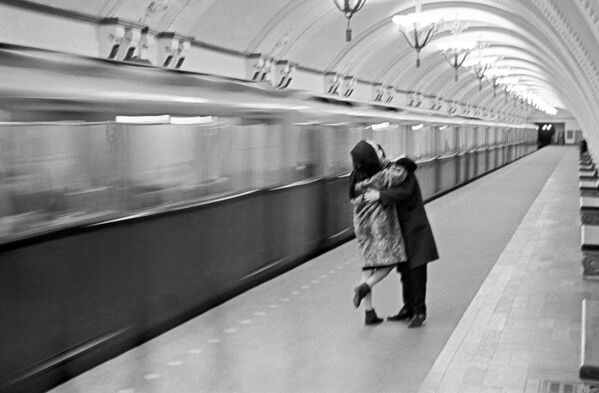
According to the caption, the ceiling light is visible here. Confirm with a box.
[170,116,214,124]
[392,0,442,67]
[372,122,390,131]
[438,20,475,81]
[115,115,170,124]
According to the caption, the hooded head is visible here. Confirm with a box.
[372,142,390,167]
[350,140,382,178]
[349,140,382,198]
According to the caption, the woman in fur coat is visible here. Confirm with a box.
[349,140,408,325]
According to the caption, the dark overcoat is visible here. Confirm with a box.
[379,157,439,270]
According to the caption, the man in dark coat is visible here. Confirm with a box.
[364,154,438,328]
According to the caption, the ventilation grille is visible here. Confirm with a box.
[539,380,599,393]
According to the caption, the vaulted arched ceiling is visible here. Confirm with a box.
[4,0,599,146]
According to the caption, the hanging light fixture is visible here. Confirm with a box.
[463,42,501,90]
[471,56,500,89]
[503,80,557,115]
[139,0,169,25]
[438,20,475,81]
[392,0,442,67]
[491,76,499,96]
[496,76,519,103]
[333,0,367,42]
[486,67,512,97]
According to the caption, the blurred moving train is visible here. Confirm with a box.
[0,44,537,393]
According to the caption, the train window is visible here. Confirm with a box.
[227,118,291,189]
[458,127,471,153]
[290,124,320,180]
[0,122,116,240]
[371,122,404,159]
[438,126,457,156]
[408,124,436,160]
[479,127,487,148]
[320,123,358,176]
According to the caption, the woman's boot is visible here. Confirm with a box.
[365,309,383,325]
[353,283,371,308]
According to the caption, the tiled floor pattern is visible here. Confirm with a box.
[418,148,599,393]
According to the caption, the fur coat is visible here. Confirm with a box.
[352,165,408,269]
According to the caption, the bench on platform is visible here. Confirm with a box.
[580,169,598,179]
[580,179,599,188]
[580,197,599,225]
[580,180,599,197]
[581,164,595,171]
[580,299,599,383]
[580,225,599,279]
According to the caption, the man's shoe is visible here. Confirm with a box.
[387,306,413,322]
[365,309,383,325]
[407,313,426,328]
[352,283,371,308]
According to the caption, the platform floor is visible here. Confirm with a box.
[49,145,598,393]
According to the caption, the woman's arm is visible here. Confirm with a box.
[362,165,408,202]
[378,174,415,205]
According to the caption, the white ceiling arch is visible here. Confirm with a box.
[2,0,599,141]
[307,0,588,120]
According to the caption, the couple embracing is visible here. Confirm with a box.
[349,140,439,327]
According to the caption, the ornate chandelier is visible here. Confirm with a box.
[333,0,367,42]
[490,76,499,96]
[438,20,474,81]
[139,0,169,25]
[496,76,520,103]
[463,42,501,90]
[392,0,441,67]
[486,67,513,96]
[472,58,497,89]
